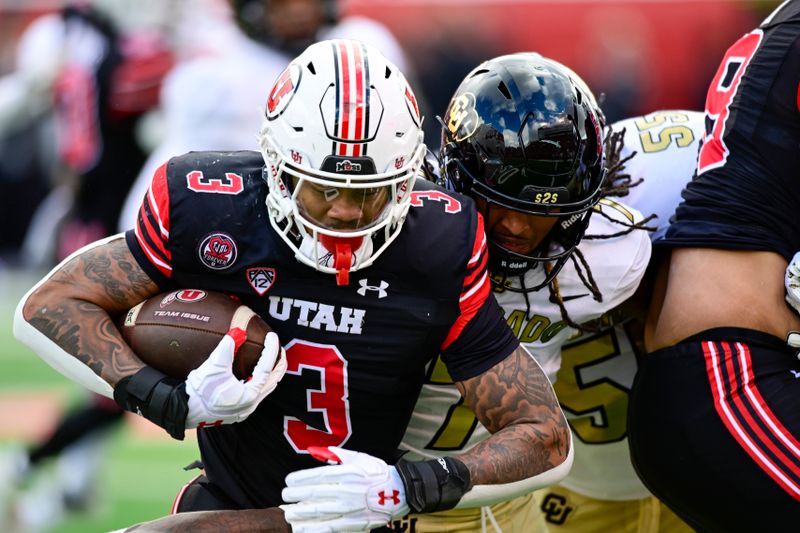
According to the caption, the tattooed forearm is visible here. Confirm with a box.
[456,345,570,485]
[23,237,159,385]
[124,509,290,533]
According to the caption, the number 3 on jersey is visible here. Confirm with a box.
[697,30,763,174]
[282,340,353,453]
[409,190,462,213]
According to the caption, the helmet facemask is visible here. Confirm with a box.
[439,53,606,293]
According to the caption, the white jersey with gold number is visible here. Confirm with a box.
[557,110,705,501]
[401,198,652,465]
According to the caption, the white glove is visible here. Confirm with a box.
[786,252,800,316]
[184,327,287,428]
[281,446,410,533]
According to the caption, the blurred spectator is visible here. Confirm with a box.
[119,0,412,231]
[0,1,177,529]
[0,1,176,268]
[344,0,765,127]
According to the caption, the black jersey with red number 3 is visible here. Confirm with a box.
[662,1,800,259]
[125,150,517,507]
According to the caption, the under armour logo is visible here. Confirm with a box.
[378,489,400,505]
[357,279,389,298]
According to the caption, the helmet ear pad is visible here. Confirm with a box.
[438,53,605,291]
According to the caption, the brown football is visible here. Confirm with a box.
[116,289,271,380]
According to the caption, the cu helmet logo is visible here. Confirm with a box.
[446,92,479,142]
[266,64,302,119]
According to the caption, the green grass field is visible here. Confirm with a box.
[0,269,199,533]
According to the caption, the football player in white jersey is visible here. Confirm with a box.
[397,53,658,532]
[533,110,703,533]
[118,0,410,231]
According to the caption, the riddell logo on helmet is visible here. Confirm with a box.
[560,213,583,229]
[335,160,362,172]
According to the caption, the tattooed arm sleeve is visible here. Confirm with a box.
[13,235,161,396]
[453,344,573,507]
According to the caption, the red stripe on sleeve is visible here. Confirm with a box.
[468,213,486,268]
[150,162,171,235]
[135,162,172,277]
[140,198,169,259]
[440,213,492,350]
[463,249,488,289]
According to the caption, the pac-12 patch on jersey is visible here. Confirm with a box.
[247,267,276,295]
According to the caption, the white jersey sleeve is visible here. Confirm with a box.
[557,110,705,500]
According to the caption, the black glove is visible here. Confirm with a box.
[113,366,189,440]
[395,456,472,513]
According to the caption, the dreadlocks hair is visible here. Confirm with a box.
[585,126,659,238]
[600,126,641,197]
[545,126,658,333]
[545,252,602,331]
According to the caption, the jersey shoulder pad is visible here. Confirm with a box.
[162,150,265,225]
[594,197,646,226]
[166,150,264,180]
[398,180,482,281]
[574,200,652,311]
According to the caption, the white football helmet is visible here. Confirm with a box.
[259,38,425,284]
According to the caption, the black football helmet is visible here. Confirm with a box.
[439,53,605,292]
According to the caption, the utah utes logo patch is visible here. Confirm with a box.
[266,63,302,120]
[247,267,276,296]
[198,233,238,270]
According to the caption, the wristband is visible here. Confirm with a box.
[113,366,189,440]
[395,456,472,513]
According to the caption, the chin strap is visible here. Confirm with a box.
[319,234,363,286]
[332,241,353,285]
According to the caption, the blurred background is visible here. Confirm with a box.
[0,0,784,531]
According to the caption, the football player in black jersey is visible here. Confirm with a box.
[630,1,800,530]
[14,39,571,531]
